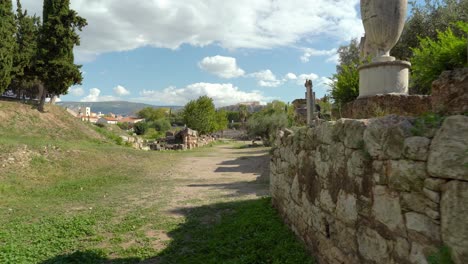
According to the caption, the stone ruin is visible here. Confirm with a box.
[270,115,468,264]
[148,127,217,151]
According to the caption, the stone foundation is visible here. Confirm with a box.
[270,115,468,264]
[341,94,431,119]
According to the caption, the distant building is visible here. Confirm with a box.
[79,116,99,123]
[97,117,119,125]
[119,117,144,124]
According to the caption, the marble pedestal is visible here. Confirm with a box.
[358,60,411,98]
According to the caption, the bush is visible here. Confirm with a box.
[117,122,132,130]
[247,111,288,146]
[151,119,171,132]
[330,63,360,106]
[134,122,148,135]
[411,22,468,94]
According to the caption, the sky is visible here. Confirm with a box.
[17,0,369,107]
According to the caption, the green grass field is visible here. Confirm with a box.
[0,101,314,263]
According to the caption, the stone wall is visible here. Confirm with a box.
[270,115,468,264]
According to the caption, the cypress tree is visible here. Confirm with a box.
[37,0,87,111]
[11,0,41,98]
[0,0,16,94]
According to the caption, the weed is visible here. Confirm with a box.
[428,246,454,264]
[411,112,445,136]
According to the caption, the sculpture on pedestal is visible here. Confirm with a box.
[359,0,411,98]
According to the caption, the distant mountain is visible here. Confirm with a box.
[57,101,183,116]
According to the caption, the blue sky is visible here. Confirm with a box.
[18,0,416,107]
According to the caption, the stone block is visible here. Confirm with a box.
[401,192,427,214]
[316,121,336,145]
[357,227,390,263]
[339,119,369,149]
[427,115,468,181]
[403,136,431,161]
[347,150,369,179]
[405,212,441,242]
[372,186,405,233]
[441,180,468,264]
[341,94,431,119]
[423,188,440,204]
[335,190,357,225]
[290,174,302,205]
[394,237,410,260]
[372,160,387,185]
[431,68,468,115]
[319,189,336,213]
[409,243,429,264]
[424,178,447,192]
[425,207,440,221]
[334,220,358,254]
[314,145,332,180]
[387,160,427,192]
[364,115,413,160]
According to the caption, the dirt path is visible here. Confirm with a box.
[167,142,270,214]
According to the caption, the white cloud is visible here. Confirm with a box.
[285,73,297,80]
[296,73,320,86]
[69,87,85,97]
[81,88,119,102]
[137,83,268,107]
[249,69,283,87]
[199,55,245,78]
[113,85,130,96]
[300,48,338,63]
[16,1,363,62]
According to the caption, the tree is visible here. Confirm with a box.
[214,110,228,132]
[238,104,248,129]
[247,101,289,146]
[10,0,41,98]
[411,22,468,94]
[393,0,468,61]
[134,122,148,135]
[0,0,16,94]
[37,0,87,111]
[137,107,168,122]
[329,39,362,107]
[392,0,468,94]
[152,118,171,132]
[182,96,217,134]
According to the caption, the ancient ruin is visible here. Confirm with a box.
[271,115,468,264]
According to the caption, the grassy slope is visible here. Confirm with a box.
[0,101,313,263]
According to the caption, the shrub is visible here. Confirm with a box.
[133,122,148,135]
[152,119,171,132]
[247,112,288,146]
[330,63,360,106]
[411,22,468,94]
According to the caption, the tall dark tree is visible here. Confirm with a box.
[11,0,41,98]
[37,0,87,111]
[0,0,16,94]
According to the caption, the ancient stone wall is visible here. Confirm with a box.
[270,115,468,264]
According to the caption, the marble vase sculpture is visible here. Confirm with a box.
[358,0,411,98]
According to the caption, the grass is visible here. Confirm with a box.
[428,246,454,264]
[0,101,314,263]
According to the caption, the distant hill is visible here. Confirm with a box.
[57,101,183,116]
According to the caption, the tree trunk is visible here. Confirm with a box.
[50,94,58,105]
[37,83,47,112]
